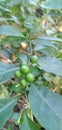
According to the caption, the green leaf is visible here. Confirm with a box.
[42,0,62,9]
[33,39,56,51]
[24,17,33,29]
[0,25,24,37]
[0,62,19,83]
[29,85,62,130]
[37,36,62,42]
[8,0,21,6]
[0,6,11,13]
[0,16,20,24]
[0,17,10,22]
[0,97,18,128]
[38,56,62,76]
[18,53,28,64]
[41,46,56,56]
[21,115,40,130]
[30,66,40,76]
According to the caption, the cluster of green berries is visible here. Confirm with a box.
[15,55,38,88]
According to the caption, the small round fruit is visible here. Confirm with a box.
[25,73,35,82]
[30,55,38,64]
[20,79,27,88]
[20,65,29,75]
[15,71,21,78]
[20,42,27,49]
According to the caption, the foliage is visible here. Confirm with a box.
[42,0,62,9]
[0,97,18,128]
[29,85,62,130]
[0,0,62,130]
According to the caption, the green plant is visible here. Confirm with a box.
[0,0,62,130]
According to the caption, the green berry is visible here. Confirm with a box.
[30,55,38,64]
[20,79,27,88]
[15,71,21,78]
[25,73,35,82]
[20,65,29,75]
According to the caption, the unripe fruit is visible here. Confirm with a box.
[30,55,38,64]
[20,79,27,88]
[15,71,21,78]
[25,73,35,82]
[20,65,29,75]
